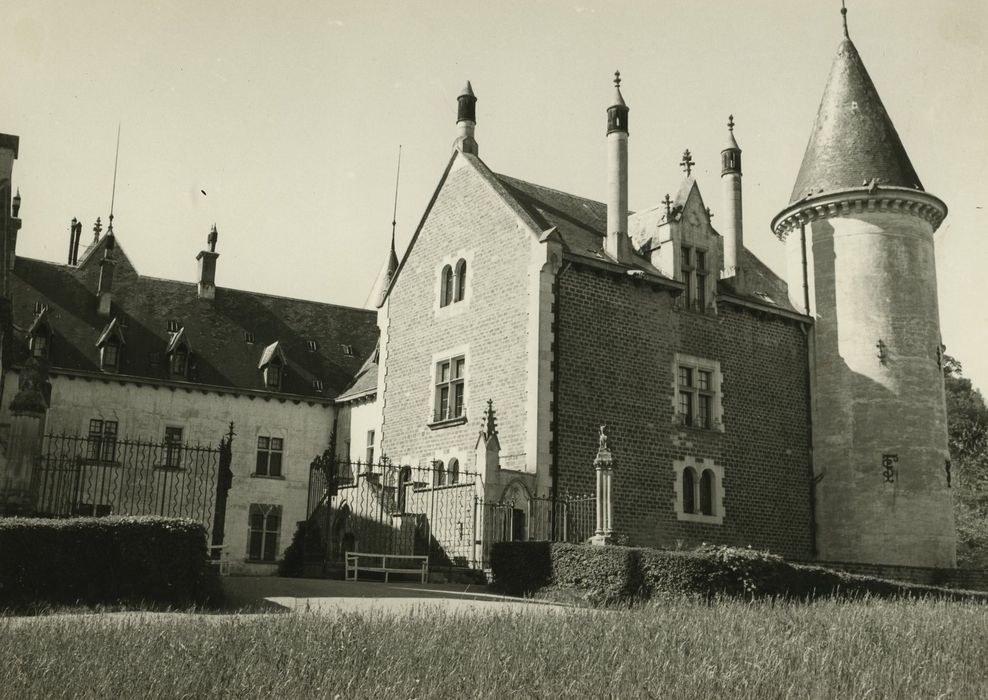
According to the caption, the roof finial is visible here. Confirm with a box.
[613,70,621,88]
[841,0,849,39]
[208,223,218,252]
[107,123,121,236]
[680,149,695,177]
[728,114,735,133]
[483,398,498,439]
[390,144,402,253]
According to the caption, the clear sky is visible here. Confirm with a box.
[2,1,986,390]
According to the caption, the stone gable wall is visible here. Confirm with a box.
[553,263,815,559]
[381,161,534,473]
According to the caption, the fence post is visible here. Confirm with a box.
[210,423,235,559]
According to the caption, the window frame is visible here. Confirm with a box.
[673,458,725,524]
[162,426,184,469]
[86,418,119,463]
[255,435,284,478]
[247,503,282,562]
[432,355,466,424]
[679,244,712,312]
[365,430,375,466]
[674,354,723,432]
[435,252,473,316]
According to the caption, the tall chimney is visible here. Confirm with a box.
[97,233,115,316]
[721,115,743,288]
[0,134,20,297]
[606,72,631,263]
[196,224,219,300]
[68,218,83,265]
[453,81,478,156]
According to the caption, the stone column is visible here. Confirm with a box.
[591,425,615,546]
[0,358,49,515]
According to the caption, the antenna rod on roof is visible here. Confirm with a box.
[108,122,121,234]
[841,0,849,39]
[391,144,402,249]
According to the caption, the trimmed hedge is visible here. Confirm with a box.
[0,516,221,609]
[491,542,987,603]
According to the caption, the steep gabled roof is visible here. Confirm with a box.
[790,38,922,204]
[9,252,378,400]
[336,342,379,403]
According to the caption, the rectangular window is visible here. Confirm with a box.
[434,355,466,422]
[247,504,281,562]
[87,419,118,462]
[676,360,719,430]
[696,251,707,310]
[306,339,318,352]
[255,436,284,477]
[365,430,375,465]
[681,246,693,307]
[164,426,183,468]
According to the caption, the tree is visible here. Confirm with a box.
[944,355,988,568]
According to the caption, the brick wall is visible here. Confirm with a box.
[554,263,815,559]
[810,560,988,592]
[381,160,534,475]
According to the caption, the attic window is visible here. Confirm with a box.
[33,301,44,313]
[265,359,283,389]
[96,318,126,372]
[165,327,191,380]
[245,332,255,344]
[312,379,324,392]
[306,340,318,352]
[341,344,354,357]
[30,334,48,359]
[167,320,180,333]
[102,339,120,370]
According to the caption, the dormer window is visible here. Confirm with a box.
[306,340,317,352]
[102,339,120,369]
[265,359,282,389]
[165,327,192,380]
[28,307,52,360]
[96,318,126,372]
[680,245,711,312]
[258,341,287,392]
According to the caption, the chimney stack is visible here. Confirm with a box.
[97,233,115,316]
[453,81,478,156]
[196,224,219,300]
[721,115,744,289]
[0,134,20,296]
[68,218,83,265]
[606,72,632,263]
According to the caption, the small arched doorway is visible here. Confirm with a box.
[502,481,530,542]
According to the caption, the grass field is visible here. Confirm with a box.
[2,597,987,699]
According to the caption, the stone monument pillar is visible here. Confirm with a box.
[0,358,50,515]
[591,425,615,546]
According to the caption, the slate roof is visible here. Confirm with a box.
[790,38,922,204]
[336,342,379,403]
[10,238,378,401]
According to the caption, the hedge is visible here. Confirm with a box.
[0,516,221,609]
[491,541,987,603]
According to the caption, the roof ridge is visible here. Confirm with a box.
[495,173,604,207]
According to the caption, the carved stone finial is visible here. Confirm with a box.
[93,216,102,242]
[663,193,673,216]
[613,70,621,88]
[727,114,735,132]
[680,149,695,177]
[208,224,218,253]
[598,424,608,450]
[483,398,498,439]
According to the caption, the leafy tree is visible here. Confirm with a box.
[944,355,988,567]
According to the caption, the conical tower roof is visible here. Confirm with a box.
[789,38,922,205]
[367,234,399,309]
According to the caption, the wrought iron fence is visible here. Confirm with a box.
[37,433,223,532]
[306,457,596,570]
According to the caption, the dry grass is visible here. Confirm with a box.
[2,597,987,699]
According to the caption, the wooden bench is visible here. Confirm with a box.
[345,551,429,584]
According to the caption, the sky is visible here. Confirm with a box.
[1,1,986,390]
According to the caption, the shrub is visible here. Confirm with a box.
[490,541,552,595]
[492,542,987,604]
[549,543,642,604]
[0,516,219,609]
[279,520,323,578]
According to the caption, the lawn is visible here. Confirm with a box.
[2,597,987,699]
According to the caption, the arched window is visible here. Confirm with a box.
[699,469,714,516]
[448,458,460,485]
[440,265,454,307]
[433,459,445,486]
[682,467,696,514]
[454,259,467,302]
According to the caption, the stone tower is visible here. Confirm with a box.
[772,19,954,567]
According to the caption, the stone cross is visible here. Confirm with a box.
[663,194,673,216]
[680,149,695,177]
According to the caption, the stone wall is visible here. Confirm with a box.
[0,369,334,575]
[380,157,534,473]
[553,263,815,559]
